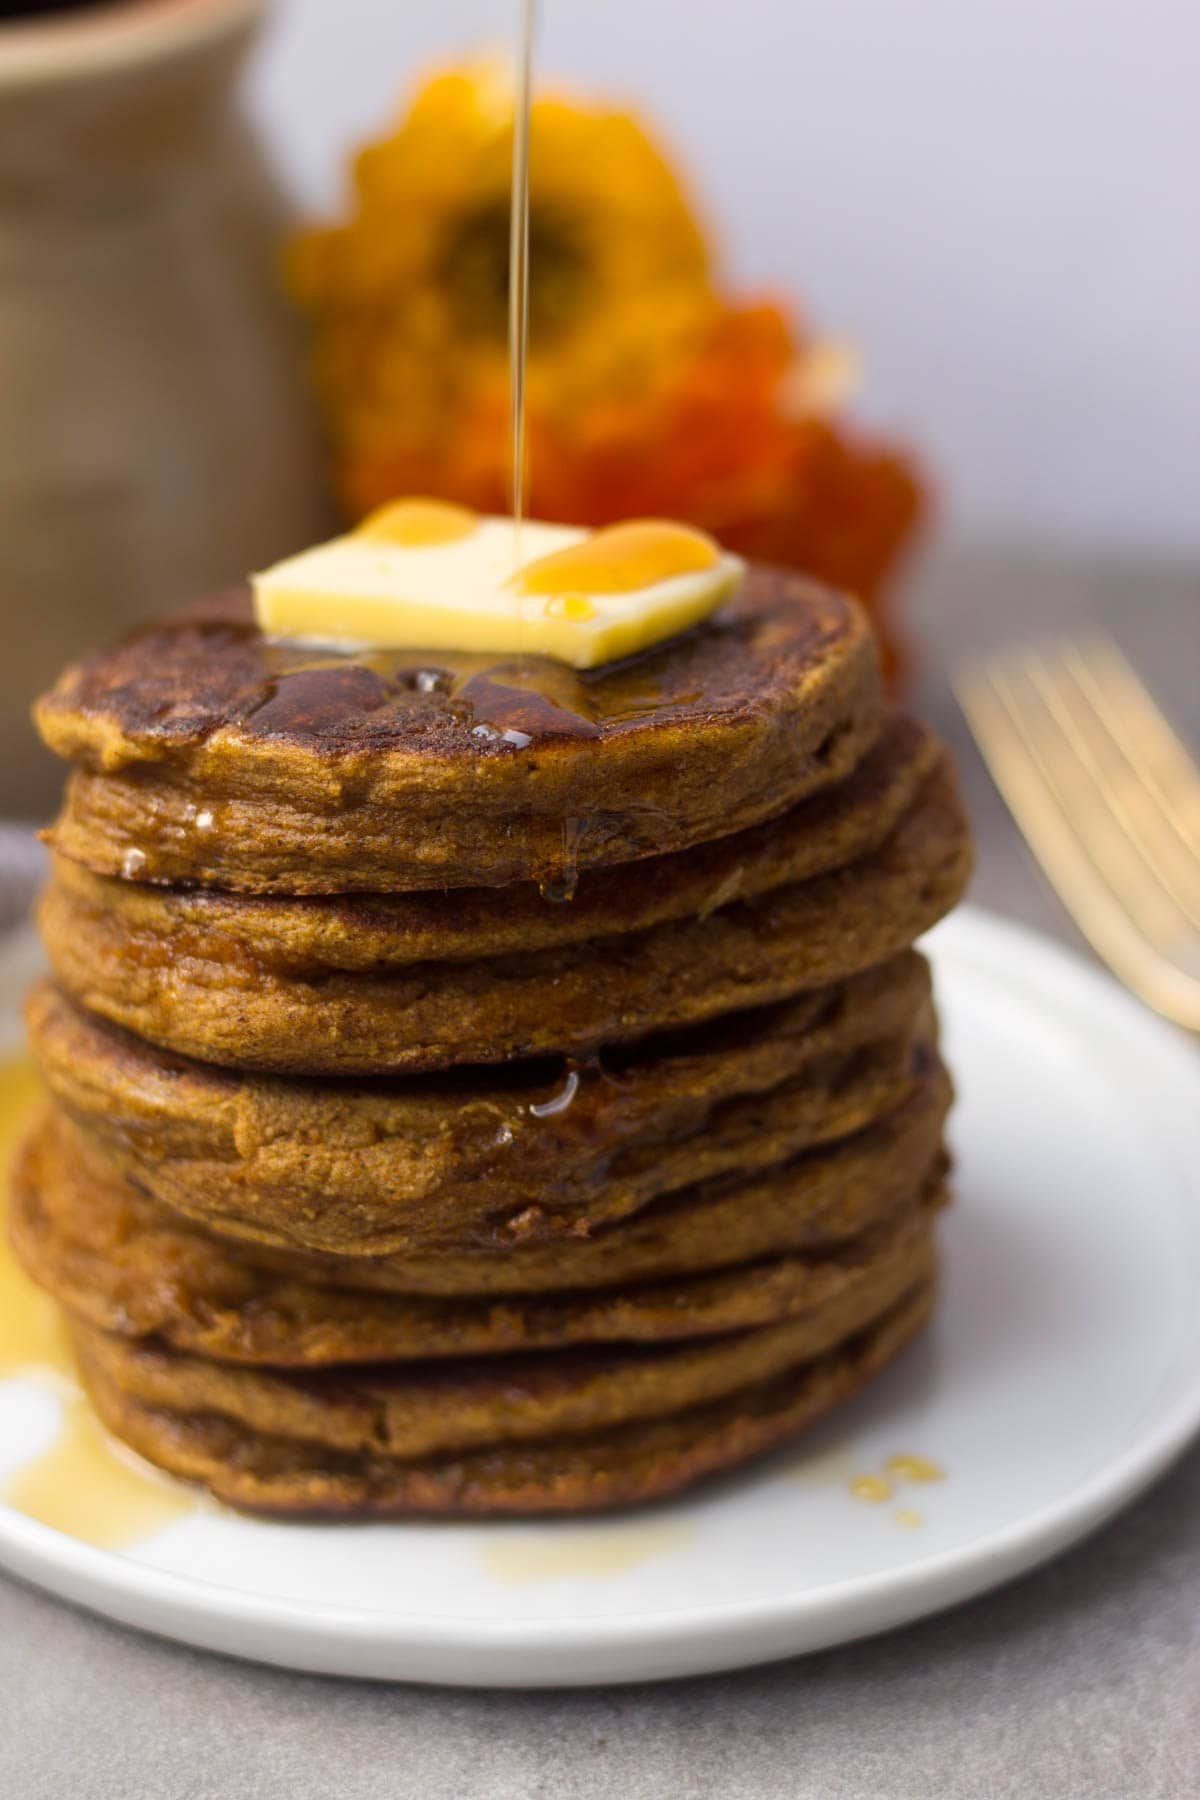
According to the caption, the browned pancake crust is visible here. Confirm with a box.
[68,1237,936,1458]
[11,1078,950,1356]
[28,956,933,1254]
[38,573,883,894]
[40,763,970,1075]
[72,1280,934,1515]
[14,1107,945,1364]
[46,715,937,966]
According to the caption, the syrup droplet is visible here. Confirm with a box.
[529,1067,581,1119]
[697,863,746,921]
[894,1506,923,1529]
[470,721,535,751]
[884,1453,945,1485]
[545,595,596,621]
[538,815,585,904]
[502,1204,545,1240]
[849,1473,893,1504]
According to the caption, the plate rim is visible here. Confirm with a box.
[3,903,1199,1685]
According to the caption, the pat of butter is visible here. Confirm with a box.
[252,504,742,670]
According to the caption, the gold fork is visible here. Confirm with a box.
[955,633,1200,1030]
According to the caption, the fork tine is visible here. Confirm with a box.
[956,660,1200,1029]
[1022,646,1200,933]
[986,655,1197,962]
[1065,633,1200,856]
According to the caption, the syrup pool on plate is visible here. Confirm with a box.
[0,1058,196,1548]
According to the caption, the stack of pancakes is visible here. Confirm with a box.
[15,569,971,1515]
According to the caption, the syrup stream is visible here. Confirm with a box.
[508,0,536,565]
[508,0,582,899]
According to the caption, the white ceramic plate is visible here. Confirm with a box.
[2,907,1198,1687]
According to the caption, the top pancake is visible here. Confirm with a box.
[37,571,883,893]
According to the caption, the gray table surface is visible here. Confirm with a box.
[3,549,1198,1800]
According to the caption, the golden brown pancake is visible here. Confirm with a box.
[40,762,970,1075]
[28,954,934,1253]
[67,1235,936,1458]
[44,714,938,964]
[28,562,971,1520]
[11,1078,950,1358]
[38,573,883,894]
[14,1108,943,1364]
[72,1279,935,1515]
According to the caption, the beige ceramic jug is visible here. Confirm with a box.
[0,0,331,816]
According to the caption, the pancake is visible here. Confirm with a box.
[14,1106,944,1363]
[38,572,883,894]
[72,1278,935,1515]
[40,762,970,1075]
[11,1077,950,1360]
[27,552,970,1522]
[45,714,938,966]
[28,954,933,1254]
[67,1234,936,1458]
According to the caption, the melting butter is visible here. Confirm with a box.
[357,498,479,547]
[544,594,596,621]
[252,510,741,670]
[510,521,720,596]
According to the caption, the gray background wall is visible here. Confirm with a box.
[250,0,1200,555]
